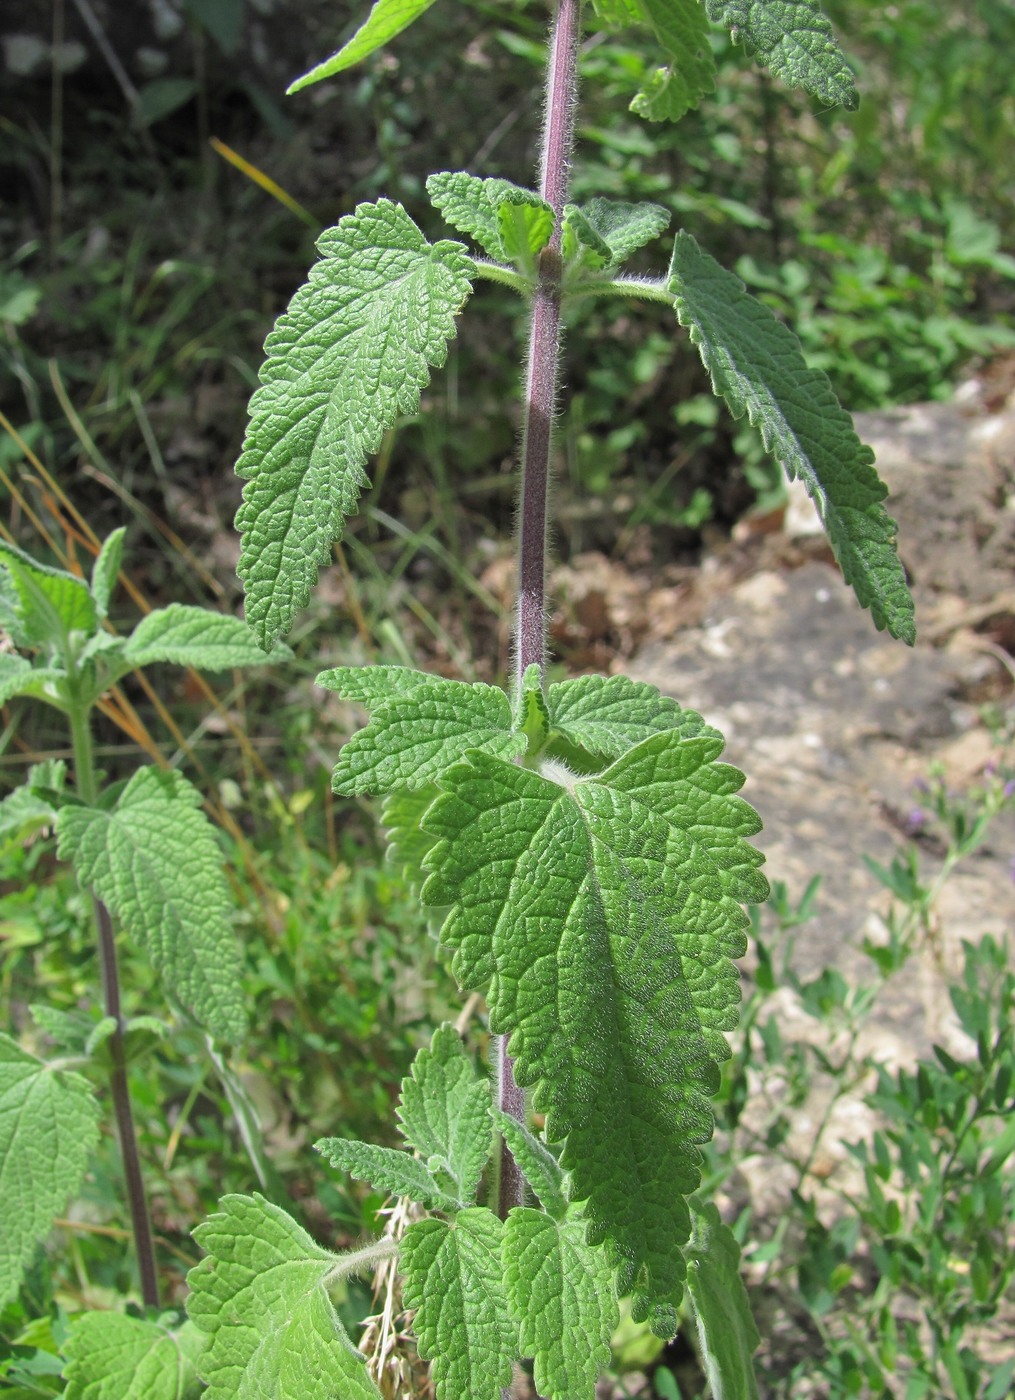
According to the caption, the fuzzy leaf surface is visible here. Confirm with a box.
[90,528,126,621]
[315,1137,457,1210]
[0,760,63,847]
[633,0,716,122]
[288,0,439,91]
[685,1200,760,1400]
[0,654,63,708]
[396,1024,491,1205]
[484,179,555,263]
[381,786,439,891]
[703,0,857,109]
[316,663,430,707]
[504,1209,617,1400]
[187,1193,381,1399]
[669,232,914,643]
[56,768,246,1041]
[426,172,504,259]
[330,673,523,794]
[0,1035,101,1310]
[400,1210,515,1400]
[63,1312,203,1400]
[490,1111,566,1220]
[236,200,472,647]
[422,735,767,1317]
[0,541,96,647]
[122,604,289,671]
[547,674,717,760]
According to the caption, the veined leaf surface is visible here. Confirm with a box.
[56,768,246,1041]
[421,733,768,1320]
[504,1208,617,1400]
[63,1312,203,1400]
[187,1194,382,1399]
[122,603,289,671]
[704,0,857,109]
[685,1199,761,1400]
[0,540,96,648]
[396,1024,492,1205]
[669,232,915,643]
[0,1035,101,1310]
[400,1209,515,1400]
[235,200,472,648]
[633,0,716,122]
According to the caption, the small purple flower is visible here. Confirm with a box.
[906,808,928,833]
[1003,779,1015,800]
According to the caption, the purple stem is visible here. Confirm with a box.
[498,0,583,1228]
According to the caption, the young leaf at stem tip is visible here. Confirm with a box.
[669,231,915,644]
[235,200,472,649]
[396,1023,492,1206]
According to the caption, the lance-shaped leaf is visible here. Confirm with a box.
[288,0,441,93]
[632,0,716,123]
[56,768,247,1042]
[0,1035,101,1310]
[400,1209,515,1400]
[490,1110,566,1220]
[316,1137,458,1211]
[90,527,126,621]
[236,200,472,648]
[426,173,553,265]
[703,0,858,109]
[0,540,96,648]
[187,1194,382,1400]
[63,1311,204,1400]
[504,1208,618,1400]
[547,674,717,761]
[396,1024,492,1205]
[327,671,524,795]
[421,734,768,1320]
[669,232,915,644]
[685,1199,760,1400]
[122,603,290,671]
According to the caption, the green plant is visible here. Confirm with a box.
[0,531,284,1314]
[7,0,922,1393]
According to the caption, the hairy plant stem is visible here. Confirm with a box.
[497,0,582,1236]
[69,702,160,1309]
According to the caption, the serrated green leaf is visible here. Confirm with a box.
[669,232,915,643]
[90,528,126,621]
[504,1209,617,1400]
[0,541,96,648]
[400,1210,515,1400]
[685,1200,760,1400]
[56,768,247,1042]
[236,200,472,648]
[29,1004,97,1056]
[0,1035,101,1311]
[490,1110,566,1220]
[316,663,430,706]
[562,205,613,268]
[0,759,63,848]
[703,0,857,109]
[427,172,505,260]
[62,1311,203,1400]
[122,603,289,671]
[632,0,716,122]
[187,1194,382,1400]
[381,786,440,891]
[316,1136,458,1210]
[331,674,524,795]
[421,733,768,1317]
[288,0,440,92]
[547,674,717,760]
[397,1024,492,1205]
